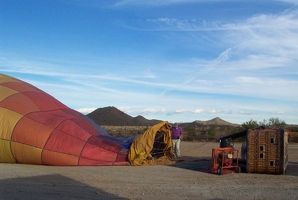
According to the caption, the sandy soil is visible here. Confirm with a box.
[1,142,298,200]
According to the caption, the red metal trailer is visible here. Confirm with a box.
[211,147,241,175]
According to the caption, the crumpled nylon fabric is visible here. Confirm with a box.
[128,121,174,166]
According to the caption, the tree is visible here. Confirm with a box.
[242,119,259,129]
[259,117,286,128]
[258,119,267,127]
[242,117,287,129]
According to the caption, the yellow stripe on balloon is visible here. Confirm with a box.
[0,108,23,140]
[11,142,43,164]
[0,85,18,102]
[0,74,21,83]
[0,139,16,163]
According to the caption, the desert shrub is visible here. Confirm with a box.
[242,119,259,129]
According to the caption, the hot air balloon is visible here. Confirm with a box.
[0,74,174,166]
[0,74,132,166]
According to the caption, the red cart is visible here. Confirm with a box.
[211,147,241,175]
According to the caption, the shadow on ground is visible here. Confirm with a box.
[169,156,212,172]
[285,162,298,176]
[170,157,298,176]
[0,174,127,200]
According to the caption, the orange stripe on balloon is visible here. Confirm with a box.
[78,157,114,166]
[81,143,117,162]
[0,93,41,115]
[57,120,93,142]
[1,81,40,93]
[12,117,54,148]
[25,91,67,111]
[42,150,79,166]
[44,129,86,156]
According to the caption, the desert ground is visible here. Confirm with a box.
[1,142,298,200]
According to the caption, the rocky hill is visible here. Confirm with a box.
[193,117,239,127]
[86,106,239,127]
[86,106,162,126]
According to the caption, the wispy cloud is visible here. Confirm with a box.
[112,0,209,7]
[278,0,298,5]
[170,10,298,93]
[2,1,298,124]
[224,10,298,57]
[123,17,230,32]
[119,107,166,115]
[0,56,169,89]
[113,0,298,8]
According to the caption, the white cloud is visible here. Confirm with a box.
[141,108,166,114]
[223,10,298,59]
[234,76,263,84]
[207,109,218,114]
[119,107,166,115]
[76,108,97,114]
[193,109,204,114]
[131,69,156,79]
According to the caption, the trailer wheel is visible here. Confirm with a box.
[236,166,241,173]
[217,167,223,175]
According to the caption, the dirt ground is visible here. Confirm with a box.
[1,142,298,200]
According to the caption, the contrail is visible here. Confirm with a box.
[158,47,234,97]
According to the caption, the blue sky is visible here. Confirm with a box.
[1,0,298,125]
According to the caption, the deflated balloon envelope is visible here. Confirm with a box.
[0,74,132,166]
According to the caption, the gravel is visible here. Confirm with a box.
[1,142,298,200]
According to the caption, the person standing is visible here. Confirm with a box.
[171,123,183,159]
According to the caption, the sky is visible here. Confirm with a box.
[1,0,298,125]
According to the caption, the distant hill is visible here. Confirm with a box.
[86,106,240,127]
[86,106,162,126]
[193,117,239,127]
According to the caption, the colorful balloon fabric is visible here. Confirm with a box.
[0,74,130,166]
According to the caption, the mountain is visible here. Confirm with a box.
[86,106,162,126]
[86,106,239,127]
[193,117,239,126]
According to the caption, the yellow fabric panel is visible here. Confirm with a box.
[0,139,16,163]
[0,85,18,102]
[128,121,173,166]
[0,108,23,140]
[11,142,43,164]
